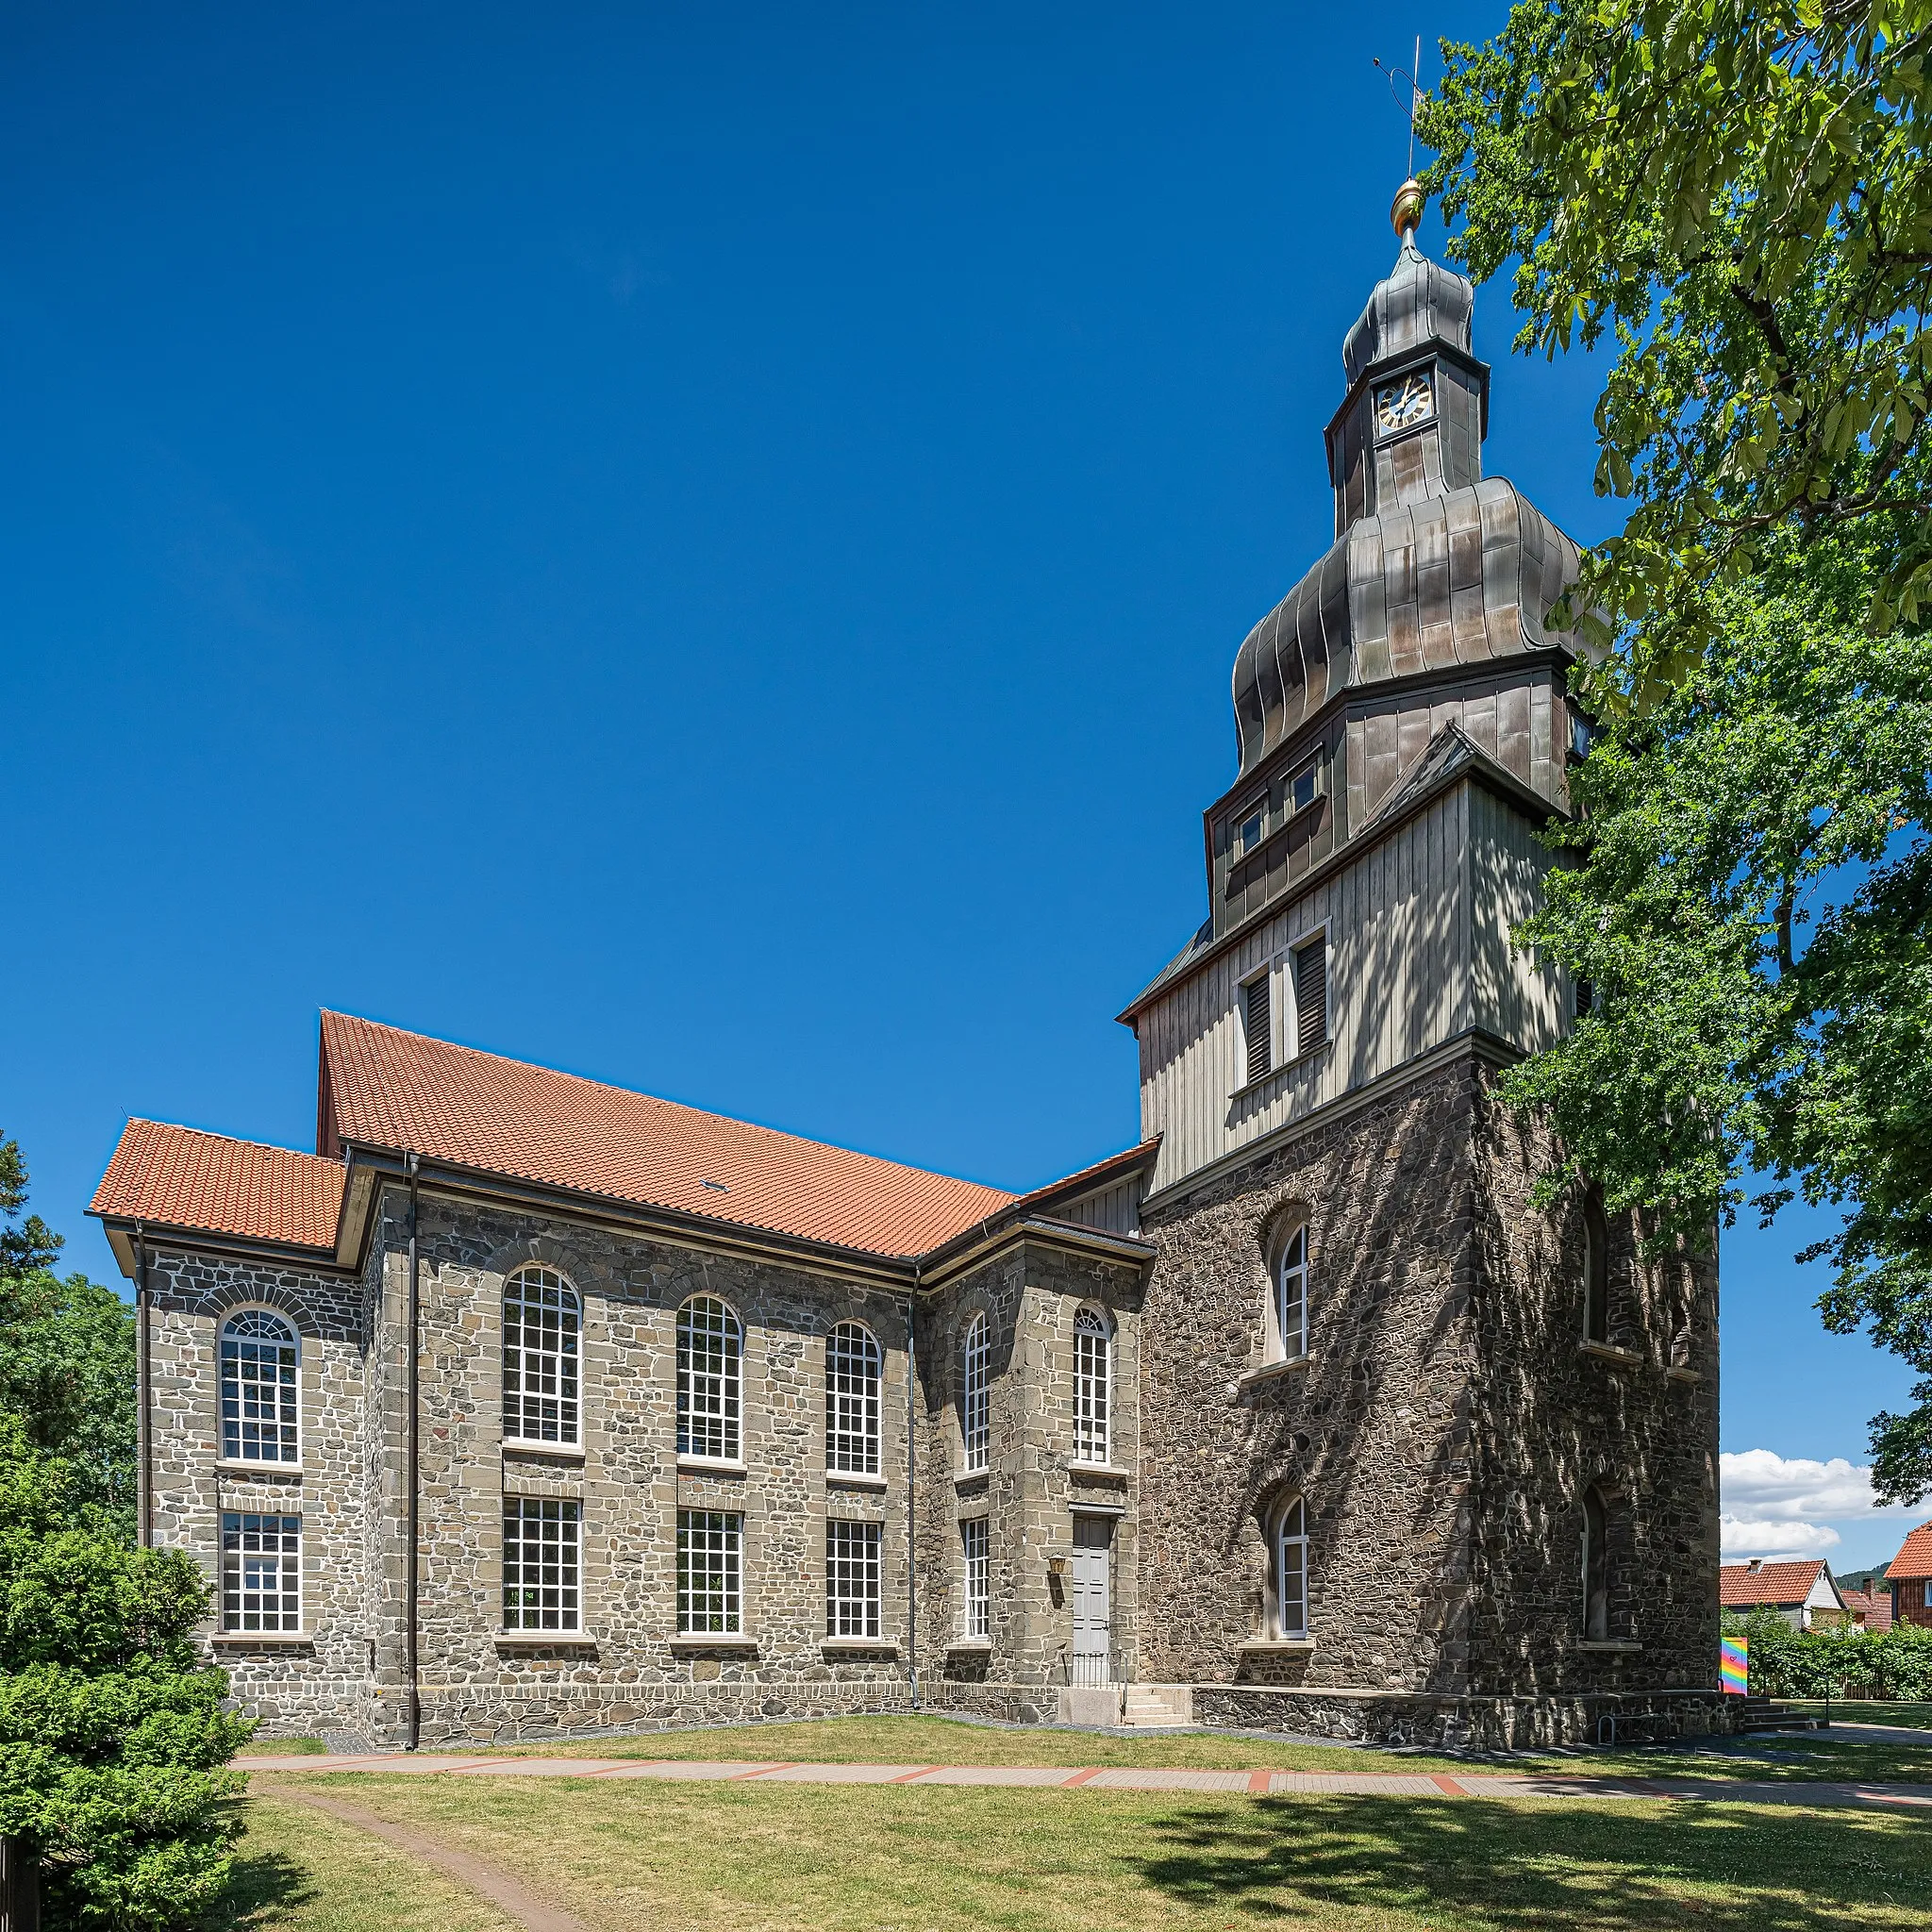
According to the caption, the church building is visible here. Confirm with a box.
[90,188,1724,1750]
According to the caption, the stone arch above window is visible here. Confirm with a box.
[678,1295,742,1462]
[1264,1218,1311,1363]
[960,1312,991,1473]
[1072,1305,1112,1466]
[503,1264,581,1446]
[219,1307,300,1465]
[825,1320,882,1476]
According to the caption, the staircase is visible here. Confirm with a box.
[1119,1684,1193,1728]
[1738,1696,1827,1734]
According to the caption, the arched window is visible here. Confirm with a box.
[678,1296,742,1462]
[1273,1495,1309,1640]
[1073,1307,1110,1465]
[503,1266,581,1445]
[1273,1224,1310,1361]
[961,1313,990,1472]
[1582,1488,1611,1640]
[220,1309,299,1463]
[1582,1189,1610,1344]
[825,1322,882,1475]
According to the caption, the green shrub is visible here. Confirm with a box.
[1722,1607,1932,1700]
[0,1414,251,1926]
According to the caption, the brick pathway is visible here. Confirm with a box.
[238,1753,1932,1810]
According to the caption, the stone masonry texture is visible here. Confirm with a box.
[145,1051,1717,1750]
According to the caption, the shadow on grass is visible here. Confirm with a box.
[1131,1794,1932,1928]
[199,1848,315,1929]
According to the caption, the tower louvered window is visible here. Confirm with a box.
[1294,935,1327,1053]
[1243,973,1272,1085]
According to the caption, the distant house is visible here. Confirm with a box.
[1838,1587,1893,1633]
[1719,1557,1845,1631]
[1887,1524,1932,1630]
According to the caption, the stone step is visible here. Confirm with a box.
[1120,1685,1193,1727]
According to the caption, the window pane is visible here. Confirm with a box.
[1276,1227,1308,1359]
[222,1510,302,1631]
[825,1520,882,1639]
[825,1323,882,1475]
[961,1517,990,1641]
[503,1267,581,1444]
[220,1311,299,1463]
[678,1299,742,1461]
[1073,1309,1109,1464]
[1276,1504,1307,1640]
[502,1496,580,1631]
[677,1509,742,1634]
[961,1317,990,1472]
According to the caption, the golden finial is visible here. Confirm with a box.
[1391,177,1425,242]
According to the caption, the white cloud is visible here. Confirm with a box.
[1720,1516,1840,1557]
[1719,1450,1922,1524]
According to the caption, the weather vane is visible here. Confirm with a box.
[1374,36,1427,241]
[1373,35,1425,181]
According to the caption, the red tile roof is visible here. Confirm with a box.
[318,1012,1019,1258]
[91,1119,344,1252]
[1719,1559,1831,1608]
[1840,1588,1894,1632]
[1890,1522,1932,1581]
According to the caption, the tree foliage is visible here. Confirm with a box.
[0,1416,249,1927]
[0,1136,135,1534]
[1423,0,1932,689]
[1422,6,1932,1500]
[1722,1604,1932,1697]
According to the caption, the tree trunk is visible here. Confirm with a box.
[0,1839,39,1932]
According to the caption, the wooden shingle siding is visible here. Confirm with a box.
[1138,789,1480,1196]
[1469,785,1566,1052]
[1051,1177,1143,1238]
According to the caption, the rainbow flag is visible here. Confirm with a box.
[1720,1637,1749,1696]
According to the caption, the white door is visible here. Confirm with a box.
[1071,1514,1113,1681]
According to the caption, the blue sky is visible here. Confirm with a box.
[3,1,1917,1572]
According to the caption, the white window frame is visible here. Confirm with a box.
[1270,1224,1310,1362]
[1274,1495,1308,1640]
[960,1516,990,1640]
[221,1509,302,1632]
[825,1321,883,1476]
[502,1265,582,1447]
[825,1518,882,1638]
[677,1507,743,1635]
[219,1307,301,1465]
[1287,920,1331,1059]
[1072,1307,1111,1466]
[677,1296,743,1463]
[502,1494,581,1632]
[960,1314,991,1472]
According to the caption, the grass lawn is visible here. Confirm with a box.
[209,1792,520,1931]
[245,1771,1932,1930]
[268,1709,1932,1786]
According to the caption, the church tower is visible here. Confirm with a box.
[1121,185,1723,1746]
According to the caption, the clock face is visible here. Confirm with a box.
[1374,370,1435,436]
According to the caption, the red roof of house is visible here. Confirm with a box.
[90,1119,345,1252]
[1840,1587,1894,1632]
[315,1011,1018,1259]
[1719,1559,1831,1608]
[1890,1522,1932,1581]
